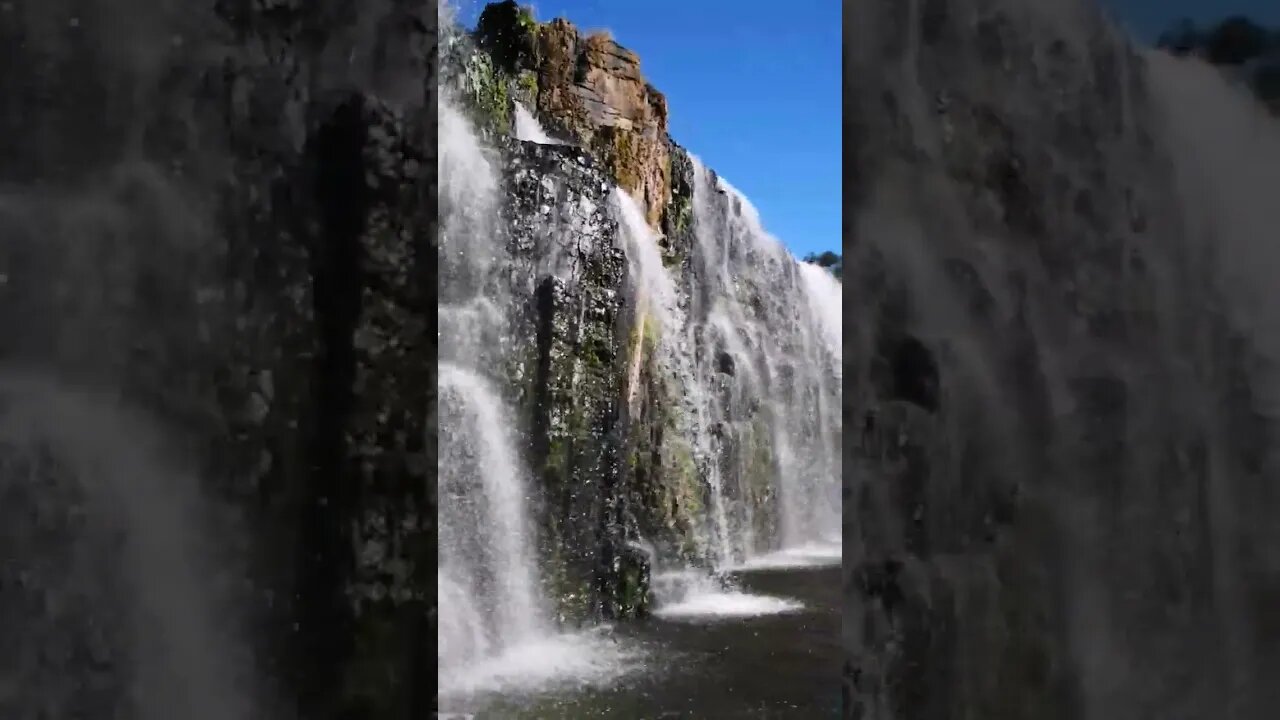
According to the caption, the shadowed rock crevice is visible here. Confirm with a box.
[296,93,369,716]
[889,336,940,413]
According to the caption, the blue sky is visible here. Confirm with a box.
[453,1,1279,258]
[456,0,840,259]
[1103,0,1280,42]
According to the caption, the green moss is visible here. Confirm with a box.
[741,415,778,542]
[516,4,537,30]
[516,69,539,106]
[643,314,660,350]
[617,556,650,617]
[659,149,695,266]
[461,51,512,135]
[675,196,693,233]
[595,127,643,196]
[627,310,662,363]
[543,533,592,623]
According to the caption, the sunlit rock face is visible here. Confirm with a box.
[844,1,1280,719]
[439,0,842,661]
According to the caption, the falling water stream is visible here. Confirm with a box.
[438,22,843,710]
[0,372,260,719]
[438,75,640,705]
[843,1,1280,716]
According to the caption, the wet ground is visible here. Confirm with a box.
[442,563,842,719]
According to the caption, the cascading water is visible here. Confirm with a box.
[686,157,843,562]
[441,2,841,712]
[438,85,553,691]
[437,22,638,699]
[0,372,259,720]
[843,0,1280,716]
[437,364,548,667]
[514,102,560,145]
[611,158,843,618]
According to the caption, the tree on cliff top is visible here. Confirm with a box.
[803,251,842,280]
[1157,15,1280,113]
[1157,16,1272,65]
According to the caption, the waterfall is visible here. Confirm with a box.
[843,0,1280,716]
[611,162,842,617]
[514,102,560,145]
[612,187,735,566]
[438,85,553,688]
[687,157,843,561]
[0,372,257,720]
[618,159,845,571]
[437,75,637,698]
[1143,47,1280,717]
[438,364,548,666]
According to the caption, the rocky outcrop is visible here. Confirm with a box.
[473,0,672,227]
[497,137,643,620]
[444,2,842,626]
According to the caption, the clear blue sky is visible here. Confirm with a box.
[452,1,1279,258]
[1102,0,1280,41]
[456,0,840,259]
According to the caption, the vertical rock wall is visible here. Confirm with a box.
[1,2,438,717]
[844,1,1280,718]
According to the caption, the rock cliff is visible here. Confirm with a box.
[0,1,436,718]
[844,1,1280,718]
[440,0,840,648]
[468,0,673,227]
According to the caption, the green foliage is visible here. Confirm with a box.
[461,51,512,135]
[475,0,541,74]
[516,4,537,31]
[1203,16,1271,65]
[516,69,539,106]
[1156,15,1280,112]
[803,250,843,280]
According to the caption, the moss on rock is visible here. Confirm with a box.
[660,144,696,267]
[459,50,513,136]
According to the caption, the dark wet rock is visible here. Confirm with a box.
[1,1,436,717]
[889,336,940,413]
[716,351,736,376]
[460,2,671,226]
[846,1,1280,719]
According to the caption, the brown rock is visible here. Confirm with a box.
[531,19,671,227]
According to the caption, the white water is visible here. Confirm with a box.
[440,627,642,697]
[688,156,843,557]
[613,187,735,567]
[437,363,547,667]
[514,101,559,145]
[1147,50,1280,417]
[648,569,804,621]
[733,541,843,571]
[1144,49,1280,712]
[0,372,256,719]
[438,76,635,698]
[611,167,842,620]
